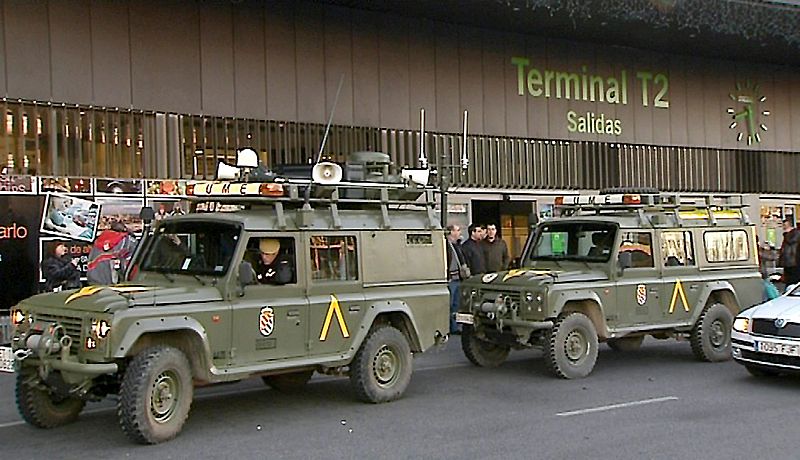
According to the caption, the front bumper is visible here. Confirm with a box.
[731,329,800,372]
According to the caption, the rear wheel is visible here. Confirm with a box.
[117,346,193,444]
[690,303,733,362]
[16,368,85,428]
[545,312,599,379]
[262,370,314,392]
[607,336,644,352]
[461,326,510,367]
[350,325,412,403]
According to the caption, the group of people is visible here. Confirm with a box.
[42,221,138,292]
[446,223,511,334]
[779,218,800,286]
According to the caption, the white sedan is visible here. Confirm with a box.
[732,285,800,376]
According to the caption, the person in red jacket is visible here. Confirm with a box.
[87,221,138,285]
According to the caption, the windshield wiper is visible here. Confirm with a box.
[191,274,207,286]
[158,271,176,283]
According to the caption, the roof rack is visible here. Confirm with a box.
[555,192,750,226]
[185,179,440,230]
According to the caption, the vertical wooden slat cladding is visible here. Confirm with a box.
[459,26,484,134]
[790,71,800,152]
[0,1,6,94]
[408,18,436,133]
[504,33,527,138]
[435,23,460,133]
[483,29,506,136]
[129,1,201,113]
[265,2,297,122]
[323,5,354,126]
[233,4,266,119]
[5,0,50,101]
[295,2,325,123]
[378,14,410,130]
[667,55,689,147]
[200,3,234,117]
[350,9,380,127]
[49,0,92,104]
[90,1,132,108]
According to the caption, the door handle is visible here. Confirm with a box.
[349,306,361,313]
[648,289,659,293]
[287,310,300,317]
[689,284,699,290]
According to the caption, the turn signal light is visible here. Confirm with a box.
[11,309,25,324]
[259,183,284,196]
[554,196,564,206]
[185,184,195,195]
[622,194,641,205]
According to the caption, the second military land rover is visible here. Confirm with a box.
[457,192,763,378]
[1,151,449,443]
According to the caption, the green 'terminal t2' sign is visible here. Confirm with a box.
[511,57,669,136]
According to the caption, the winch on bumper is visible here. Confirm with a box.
[456,290,553,334]
[6,319,118,377]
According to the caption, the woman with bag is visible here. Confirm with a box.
[42,243,82,292]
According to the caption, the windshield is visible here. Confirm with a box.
[139,221,240,276]
[524,222,616,265]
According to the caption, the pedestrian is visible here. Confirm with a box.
[87,221,138,285]
[482,223,510,272]
[461,223,487,276]
[41,242,82,292]
[446,224,468,334]
[778,219,800,286]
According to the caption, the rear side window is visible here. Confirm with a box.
[619,232,654,268]
[310,235,358,281]
[661,231,695,267]
[703,230,749,262]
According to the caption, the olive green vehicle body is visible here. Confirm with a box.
[9,193,448,397]
[458,200,763,364]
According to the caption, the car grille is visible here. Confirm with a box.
[481,290,521,306]
[33,312,84,340]
[740,350,800,369]
[751,319,800,338]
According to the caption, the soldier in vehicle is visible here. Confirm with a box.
[254,238,294,285]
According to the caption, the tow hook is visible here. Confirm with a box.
[14,349,33,361]
[434,330,449,346]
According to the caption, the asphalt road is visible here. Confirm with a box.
[0,339,797,459]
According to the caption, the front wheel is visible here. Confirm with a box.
[690,303,733,362]
[117,346,194,444]
[545,312,599,379]
[461,326,510,367]
[16,369,86,428]
[350,325,412,404]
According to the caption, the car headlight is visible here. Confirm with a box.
[732,317,750,333]
[90,319,112,339]
[11,309,25,325]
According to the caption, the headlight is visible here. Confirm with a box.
[90,319,112,339]
[732,317,750,333]
[11,309,25,325]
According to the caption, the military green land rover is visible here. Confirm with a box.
[456,191,763,378]
[1,155,449,444]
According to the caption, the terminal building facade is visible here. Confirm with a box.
[1,0,799,261]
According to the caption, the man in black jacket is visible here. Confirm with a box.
[446,224,467,334]
[779,219,800,285]
[461,223,486,276]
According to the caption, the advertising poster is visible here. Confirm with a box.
[0,195,44,310]
[148,199,188,222]
[39,239,93,282]
[95,178,143,196]
[95,197,145,235]
[146,179,186,196]
[40,193,101,242]
[0,175,36,194]
[40,177,93,195]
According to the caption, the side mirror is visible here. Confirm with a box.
[617,252,632,274]
[528,212,539,228]
[238,261,256,294]
[785,282,797,294]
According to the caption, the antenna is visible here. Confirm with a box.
[418,108,428,168]
[315,74,345,165]
[461,110,469,170]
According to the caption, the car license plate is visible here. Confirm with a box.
[455,313,474,325]
[755,340,800,357]
[0,346,14,373]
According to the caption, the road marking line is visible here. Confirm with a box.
[556,396,679,417]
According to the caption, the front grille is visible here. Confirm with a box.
[740,350,800,369]
[33,312,84,340]
[752,319,800,338]
[481,290,521,306]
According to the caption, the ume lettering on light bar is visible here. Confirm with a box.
[191,181,263,196]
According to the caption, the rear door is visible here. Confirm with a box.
[614,230,662,328]
[658,229,703,326]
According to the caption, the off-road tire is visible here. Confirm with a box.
[349,325,412,404]
[118,346,194,444]
[461,326,510,367]
[262,370,314,392]
[15,368,85,428]
[607,336,644,352]
[545,312,599,379]
[690,303,733,362]
[745,365,780,378]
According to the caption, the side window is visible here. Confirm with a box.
[619,232,654,268]
[703,230,750,263]
[244,237,297,285]
[661,231,695,267]
[310,235,358,281]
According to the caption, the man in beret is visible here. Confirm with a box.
[255,238,294,285]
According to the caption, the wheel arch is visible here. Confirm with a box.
[559,299,609,339]
[118,328,213,382]
[697,283,741,320]
[370,309,422,353]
